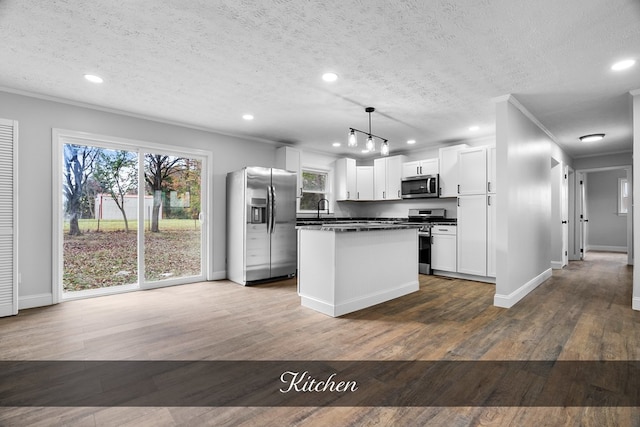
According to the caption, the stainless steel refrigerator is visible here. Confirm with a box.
[226,167,297,285]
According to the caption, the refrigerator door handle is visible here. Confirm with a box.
[266,185,272,234]
[271,185,277,233]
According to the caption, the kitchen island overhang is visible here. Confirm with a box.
[297,224,419,317]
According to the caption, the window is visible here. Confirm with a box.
[300,169,329,212]
[619,177,629,215]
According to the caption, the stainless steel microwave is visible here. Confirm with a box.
[401,174,439,199]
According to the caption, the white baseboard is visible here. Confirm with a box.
[431,270,495,284]
[587,245,627,253]
[633,297,640,311]
[19,293,53,310]
[550,261,564,270]
[301,281,419,317]
[494,268,552,309]
[209,270,227,281]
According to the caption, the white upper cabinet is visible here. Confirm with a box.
[374,155,406,200]
[276,146,302,197]
[356,166,374,200]
[401,158,438,179]
[438,144,468,198]
[334,158,357,201]
[457,146,488,195]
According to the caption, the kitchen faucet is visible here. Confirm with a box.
[317,198,329,219]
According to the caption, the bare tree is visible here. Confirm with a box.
[63,144,100,236]
[144,154,186,232]
[94,150,138,232]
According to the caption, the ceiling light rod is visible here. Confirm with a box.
[347,107,389,155]
[348,127,388,143]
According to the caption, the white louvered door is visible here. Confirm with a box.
[0,118,17,317]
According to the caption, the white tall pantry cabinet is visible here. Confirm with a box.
[0,118,17,317]
[456,146,490,277]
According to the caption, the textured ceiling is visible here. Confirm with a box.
[1,0,639,159]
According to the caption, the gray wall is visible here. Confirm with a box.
[586,169,627,250]
[0,90,277,307]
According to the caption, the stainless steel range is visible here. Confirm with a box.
[405,208,448,275]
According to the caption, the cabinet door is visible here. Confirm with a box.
[356,166,374,200]
[438,144,467,198]
[335,158,357,201]
[431,234,457,272]
[401,161,421,179]
[458,147,487,195]
[386,156,404,200]
[419,158,439,175]
[487,194,497,277]
[457,194,487,276]
[374,158,387,200]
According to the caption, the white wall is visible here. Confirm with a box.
[494,96,553,308]
[0,90,278,308]
[585,169,628,251]
[631,90,640,310]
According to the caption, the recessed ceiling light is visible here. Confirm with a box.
[469,125,480,131]
[84,74,103,84]
[579,133,605,142]
[611,59,636,71]
[322,72,338,82]
[407,139,416,145]
[361,149,370,153]
[332,142,341,147]
[242,114,254,121]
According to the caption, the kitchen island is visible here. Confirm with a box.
[297,223,419,317]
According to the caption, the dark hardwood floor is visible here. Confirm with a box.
[0,251,636,426]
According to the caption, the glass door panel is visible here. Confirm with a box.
[62,144,139,294]
[143,153,203,283]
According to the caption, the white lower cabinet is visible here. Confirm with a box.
[431,225,456,272]
[457,195,487,276]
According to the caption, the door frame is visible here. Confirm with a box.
[572,165,633,263]
[51,129,213,303]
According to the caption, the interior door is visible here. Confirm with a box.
[579,173,588,260]
[561,165,569,266]
[270,168,297,278]
[0,118,17,317]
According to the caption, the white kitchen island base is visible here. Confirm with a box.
[298,225,419,317]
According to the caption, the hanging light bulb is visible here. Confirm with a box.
[366,134,374,151]
[380,140,389,156]
[348,129,357,147]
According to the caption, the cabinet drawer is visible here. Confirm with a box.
[431,225,456,235]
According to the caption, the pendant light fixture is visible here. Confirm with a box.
[347,107,389,156]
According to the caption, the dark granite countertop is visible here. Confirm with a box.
[297,223,421,232]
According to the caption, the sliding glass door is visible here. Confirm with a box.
[55,131,209,299]
[143,153,203,285]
